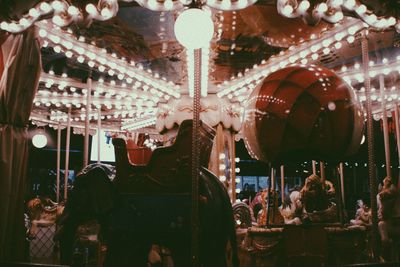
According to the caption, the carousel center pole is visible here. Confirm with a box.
[191,48,201,267]
[83,77,92,167]
[379,74,391,178]
[361,31,379,260]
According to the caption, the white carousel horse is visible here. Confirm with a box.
[279,190,303,225]
[350,199,371,226]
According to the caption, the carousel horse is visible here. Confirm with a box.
[257,189,284,226]
[279,189,303,225]
[377,177,400,261]
[57,120,239,267]
[300,174,337,223]
[350,199,371,226]
[26,196,64,240]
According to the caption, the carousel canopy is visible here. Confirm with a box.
[0,0,399,136]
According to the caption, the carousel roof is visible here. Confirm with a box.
[1,0,400,134]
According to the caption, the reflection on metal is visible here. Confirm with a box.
[361,33,379,260]
[191,48,201,267]
[379,75,391,178]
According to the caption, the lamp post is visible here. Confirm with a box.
[174,8,214,267]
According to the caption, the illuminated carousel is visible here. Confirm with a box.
[1,0,400,267]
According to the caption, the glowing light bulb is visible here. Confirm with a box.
[32,133,47,148]
[85,3,97,15]
[174,9,214,49]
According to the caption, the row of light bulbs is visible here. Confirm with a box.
[34,92,156,110]
[341,56,400,85]
[217,19,365,99]
[0,0,124,33]
[277,0,399,31]
[121,117,157,131]
[218,152,240,189]
[356,86,400,103]
[41,72,163,101]
[37,21,181,99]
[49,107,156,122]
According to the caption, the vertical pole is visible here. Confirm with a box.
[266,164,272,228]
[64,108,71,200]
[394,103,400,186]
[83,78,92,167]
[271,167,275,191]
[312,160,317,175]
[320,161,326,184]
[335,165,344,224]
[280,165,285,201]
[361,33,379,260]
[230,132,237,203]
[56,123,61,203]
[379,75,391,178]
[97,108,101,164]
[339,162,345,207]
[191,48,201,267]
[216,124,224,180]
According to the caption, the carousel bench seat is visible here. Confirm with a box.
[112,120,215,194]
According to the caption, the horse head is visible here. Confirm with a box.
[26,197,64,240]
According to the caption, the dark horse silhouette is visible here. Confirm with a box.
[57,120,239,267]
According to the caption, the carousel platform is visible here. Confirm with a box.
[0,263,67,267]
[238,225,370,267]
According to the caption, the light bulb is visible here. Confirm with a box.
[32,133,47,148]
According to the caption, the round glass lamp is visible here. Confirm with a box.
[32,133,47,148]
[174,8,214,49]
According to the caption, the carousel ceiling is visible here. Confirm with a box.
[1,0,400,134]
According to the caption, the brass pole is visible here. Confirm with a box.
[320,161,325,184]
[56,123,61,203]
[379,75,391,178]
[64,108,71,200]
[97,108,101,164]
[83,78,92,167]
[312,160,317,175]
[280,165,285,201]
[191,48,201,267]
[361,33,379,260]
[230,132,237,202]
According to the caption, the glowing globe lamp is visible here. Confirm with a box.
[32,133,47,148]
[174,8,214,49]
